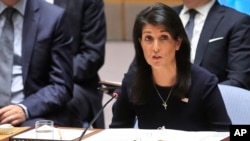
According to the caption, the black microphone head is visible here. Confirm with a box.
[113,92,119,99]
[113,88,120,98]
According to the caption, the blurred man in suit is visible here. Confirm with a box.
[47,0,106,128]
[173,0,250,89]
[0,0,73,126]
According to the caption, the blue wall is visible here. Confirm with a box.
[218,0,250,15]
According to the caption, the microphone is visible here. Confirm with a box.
[78,92,118,141]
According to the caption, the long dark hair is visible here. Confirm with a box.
[132,3,191,104]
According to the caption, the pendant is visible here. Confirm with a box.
[162,102,167,110]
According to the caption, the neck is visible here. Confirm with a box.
[152,66,177,87]
[184,0,212,9]
[2,0,20,6]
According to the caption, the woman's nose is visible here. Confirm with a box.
[152,41,160,52]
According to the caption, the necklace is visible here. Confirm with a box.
[153,83,173,110]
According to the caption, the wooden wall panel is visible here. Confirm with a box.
[104,0,183,40]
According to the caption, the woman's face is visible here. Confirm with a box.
[140,24,181,69]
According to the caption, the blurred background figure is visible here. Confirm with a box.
[47,0,107,128]
[0,0,74,127]
[174,0,250,89]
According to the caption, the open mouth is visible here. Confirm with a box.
[153,55,162,59]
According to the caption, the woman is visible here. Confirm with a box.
[109,3,231,131]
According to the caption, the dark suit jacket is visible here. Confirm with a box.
[174,1,250,89]
[20,0,74,126]
[54,0,106,128]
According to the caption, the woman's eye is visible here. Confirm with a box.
[145,36,152,41]
[161,35,168,40]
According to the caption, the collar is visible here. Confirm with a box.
[0,0,27,16]
[180,0,215,16]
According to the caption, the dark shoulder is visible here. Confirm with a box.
[122,69,135,88]
[171,5,183,13]
[191,64,218,82]
[190,64,219,95]
[84,0,104,4]
[83,0,104,10]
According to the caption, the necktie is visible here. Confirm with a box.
[0,7,16,107]
[185,9,197,41]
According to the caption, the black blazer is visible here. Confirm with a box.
[54,0,106,84]
[21,0,74,126]
[174,1,250,89]
[54,0,106,127]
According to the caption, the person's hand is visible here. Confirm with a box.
[0,104,26,126]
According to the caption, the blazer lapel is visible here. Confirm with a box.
[22,0,39,83]
[194,2,225,64]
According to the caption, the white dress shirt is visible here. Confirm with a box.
[0,0,27,104]
[179,0,215,63]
